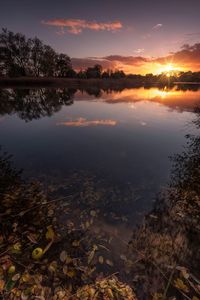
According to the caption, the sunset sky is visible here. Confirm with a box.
[1,0,200,74]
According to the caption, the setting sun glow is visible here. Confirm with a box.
[157,63,182,75]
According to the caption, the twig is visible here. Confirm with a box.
[13,194,76,217]
[162,263,176,300]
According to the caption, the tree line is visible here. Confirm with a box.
[1,28,200,83]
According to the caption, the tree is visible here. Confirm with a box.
[56,53,72,77]
[85,64,102,78]
[30,38,57,77]
[102,70,110,79]
[0,28,72,78]
[0,28,32,76]
[110,70,125,79]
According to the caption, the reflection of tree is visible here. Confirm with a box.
[126,106,200,299]
[0,88,76,121]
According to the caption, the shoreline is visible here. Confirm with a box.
[0,77,200,89]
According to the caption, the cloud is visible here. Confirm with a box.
[185,32,200,37]
[71,57,115,70]
[56,118,117,127]
[72,42,200,74]
[103,55,149,66]
[142,33,152,40]
[42,18,122,34]
[154,43,200,67]
[134,48,145,54]
[152,24,163,30]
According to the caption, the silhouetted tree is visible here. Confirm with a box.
[0,28,72,78]
[55,53,72,77]
[85,64,102,78]
[0,28,32,76]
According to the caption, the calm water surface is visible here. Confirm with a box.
[0,86,199,224]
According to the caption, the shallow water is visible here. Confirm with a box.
[0,86,199,222]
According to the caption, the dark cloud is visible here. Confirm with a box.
[71,58,115,70]
[154,43,200,69]
[103,55,149,65]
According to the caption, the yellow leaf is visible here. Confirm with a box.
[85,221,90,228]
[21,273,31,283]
[11,242,21,254]
[174,278,189,293]
[8,265,16,274]
[45,226,55,241]
[90,210,96,217]
[0,280,5,292]
[72,240,80,247]
[66,269,76,278]
[32,248,43,260]
[65,255,72,264]
[98,256,104,264]
[107,288,114,298]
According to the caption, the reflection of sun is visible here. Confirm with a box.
[151,88,180,99]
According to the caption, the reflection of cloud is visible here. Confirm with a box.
[42,19,122,34]
[56,117,117,127]
[152,23,163,30]
[140,121,147,126]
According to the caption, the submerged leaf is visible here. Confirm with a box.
[45,225,55,241]
[98,256,104,264]
[60,251,67,262]
[32,248,43,260]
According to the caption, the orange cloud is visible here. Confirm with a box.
[42,19,122,34]
[56,118,117,127]
[71,43,200,74]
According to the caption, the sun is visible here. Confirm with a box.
[157,63,180,75]
[162,64,175,72]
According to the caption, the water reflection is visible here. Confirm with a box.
[0,88,75,121]
[0,85,200,122]
[56,118,117,127]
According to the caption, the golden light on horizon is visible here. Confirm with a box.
[157,63,182,75]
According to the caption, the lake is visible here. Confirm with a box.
[0,85,200,297]
[0,86,198,216]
